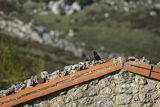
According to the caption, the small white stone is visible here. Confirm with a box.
[149,11,157,16]
[104,13,110,18]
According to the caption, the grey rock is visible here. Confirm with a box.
[154,3,160,9]
[130,103,142,107]
[151,93,159,101]
[135,76,147,85]
[114,70,130,84]
[103,87,113,94]
[98,79,110,89]
[116,94,132,105]
[67,87,77,94]
[139,79,147,85]
[47,1,81,15]
[95,97,113,107]
[23,104,33,107]
[132,94,139,101]
[157,62,160,66]
[65,95,74,103]
[0,90,7,98]
[87,88,98,97]
[81,84,88,91]
[143,103,153,107]
[119,70,130,79]
[116,84,139,94]
[67,29,75,37]
[42,33,53,45]
[139,92,149,103]
[80,97,93,106]
[149,11,157,16]
[75,92,83,100]
[89,80,99,86]
[104,12,110,18]
[50,103,65,107]
[144,80,156,92]
[153,99,160,107]
[66,102,77,107]
[157,82,160,89]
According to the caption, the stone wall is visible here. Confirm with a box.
[23,70,160,107]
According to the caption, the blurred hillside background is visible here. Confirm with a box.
[0,0,160,89]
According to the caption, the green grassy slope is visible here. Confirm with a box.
[0,33,81,89]
[15,3,160,62]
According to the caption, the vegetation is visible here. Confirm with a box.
[14,3,160,62]
[0,33,80,89]
[0,40,27,89]
[0,0,160,89]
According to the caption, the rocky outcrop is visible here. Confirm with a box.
[24,70,160,107]
[47,0,81,15]
[34,0,160,16]
[0,18,83,57]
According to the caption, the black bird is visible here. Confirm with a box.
[85,57,90,61]
[93,51,101,60]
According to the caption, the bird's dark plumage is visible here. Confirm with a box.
[85,57,90,61]
[93,51,101,60]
